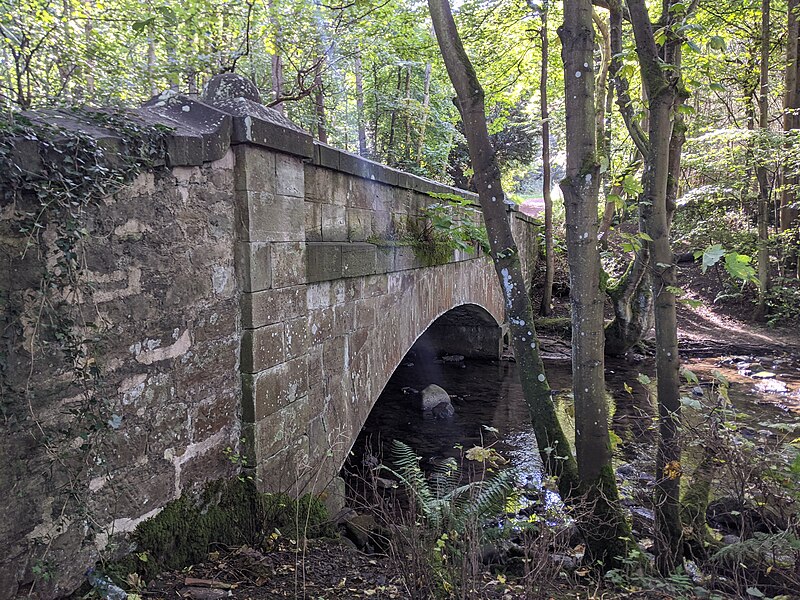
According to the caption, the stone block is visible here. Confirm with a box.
[305,166,334,204]
[256,433,312,494]
[271,242,306,288]
[233,145,276,192]
[375,246,394,273]
[230,114,314,159]
[306,243,342,283]
[371,210,392,238]
[305,201,323,242]
[275,154,304,198]
[253,395,313,463]
[362,274,389,298]
[235,190,304,242]
[242,356,309,421]
[347,208,373,241]
[306,281,332,310]
[345,177,370,209]
[342,243,377,278]
[330,172,348,206]
[242,285,306,328]
[333,303,356,336]
[321,204,347,241]
[241,323,285,373]
[354,298,378,330]
[322,337,347,374]
[307,345,324,388]
[348,328,370,362]
[313,142,340,170]
[235,242,271,292]
[308,307,335,344]
[390,213,409,239]
[394,246,420,271]
[285,316,309,359]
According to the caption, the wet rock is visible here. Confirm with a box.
[344,514,378,549]
[550,553,578,571]
[420,384,451,411]
[755,379,788,394]
[432,401,455,419]
[333,507,358,525]
[442,354,465,363]
[342,514,390,553]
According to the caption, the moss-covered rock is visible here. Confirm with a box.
[105,478,334,584]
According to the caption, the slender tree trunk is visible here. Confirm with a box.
[147,38,158,97]
[782,0,800,234]
[428,0,579,498]
[538,2,554,316]
[756,0,771,319]
[559,0,629,565]
[314,59,328,143]
[355,52,368,156]
[269,0,284,114]
[387,66,402,163]
[603,0,654,354]
[84,1,95,98]
[416,62,433,162]
[403,66,412,160]
[372,64,380,157]
[627,0,685,573]
[593,10,615,247]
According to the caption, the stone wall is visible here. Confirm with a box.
[1,153,241,597]
[0,74,538,598]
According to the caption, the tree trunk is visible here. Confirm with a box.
[559,0,629,566]
[602,0,654,355]
[372,64,380,157]
[538,2,554,316]
[427,0,579,498]
[386,66,402,164]
[268,0,284,114]
[756,0,771,319]
[782,0,800,233]
[416,62,433,163]
[403,66,412,159]
[147,38,158,97]
[593,10,615,248]
[355,52,368,156]
[314,59,328,144]
[627,0,685,573]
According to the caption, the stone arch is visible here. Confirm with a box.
[316,259,506,481]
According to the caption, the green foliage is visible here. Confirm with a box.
[383,440,516,533]
[694,243,758,285]
[763,277,800,326]
[405,194,489,266]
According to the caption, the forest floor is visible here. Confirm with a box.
[129,262,800,600]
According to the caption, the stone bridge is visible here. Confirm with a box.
[0,74,537,596]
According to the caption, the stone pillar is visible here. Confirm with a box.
[234,144,313,494]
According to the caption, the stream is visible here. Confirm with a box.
[350,342,800,510]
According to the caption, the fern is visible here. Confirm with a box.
[383,440,517,532]
[711,532,800,569]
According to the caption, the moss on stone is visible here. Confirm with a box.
[105,478,333,584]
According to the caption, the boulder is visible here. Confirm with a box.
[432,401,455,419]
[420,384,451,411]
